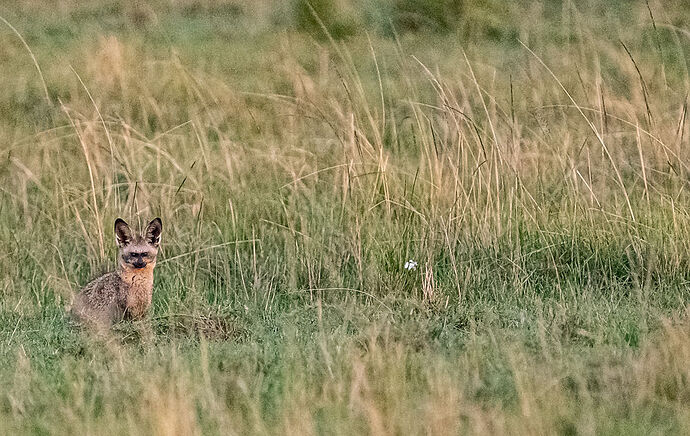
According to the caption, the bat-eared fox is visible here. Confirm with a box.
[71,217,162,327]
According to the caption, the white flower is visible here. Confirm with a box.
[404,259,418,271]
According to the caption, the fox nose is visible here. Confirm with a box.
[132,260,146,269]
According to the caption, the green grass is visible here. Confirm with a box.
[1,0,690,434]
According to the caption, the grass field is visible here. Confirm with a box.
[1,0,690,434]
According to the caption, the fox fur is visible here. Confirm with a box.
[71,217,162,326]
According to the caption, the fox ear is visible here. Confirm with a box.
[114,218,133,247]
[145,217,162,246]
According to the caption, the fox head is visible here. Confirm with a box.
[114,217,162,271]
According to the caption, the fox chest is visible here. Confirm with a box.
[122,272,154,319]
